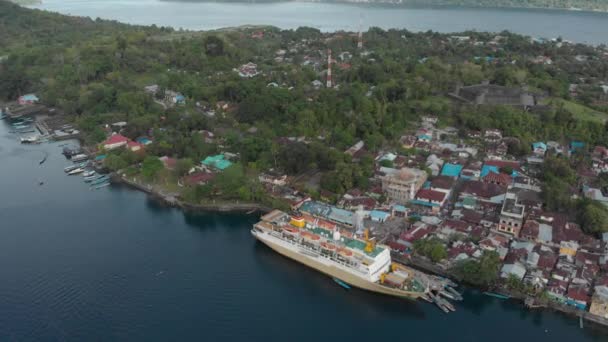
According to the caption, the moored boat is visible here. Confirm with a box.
[91,182,110,190]
[67,168,84,175]
[82,170,96,177]
[90,176,110,185]
[71,154,89,162]
[64,165,79,173]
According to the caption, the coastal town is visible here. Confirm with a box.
[3,0,608,330]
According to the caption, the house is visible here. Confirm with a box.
[532,142,547,156]
[159,156,177,170]
[258,172,287,186]
[570,141,585,153]
[400,135,417,148]
[165,90,185,105]
[590,285,608,318]
[380,167,428,204]
[482,171,512,188]
[584,186,608,207]
[501,262,527,280]
[426,154,444,176]
[430,176,454,194]
[484,129,503,142]
[481,160,520,177]
[199,130,215,143]
[136,137,153,146]
[237,62,259,78]
[183,172,216,186]
[18,94,39,105]
[520,220,553,244]
[460,180,507,204]
[127,141,144,152]
[202,154,232,171]
[497,192,525,237]
[421,116,438,125]
[416,129,432,142]
[391,204,408,218]
[440,163,462,178]
[311,80,323,89]
[566,285,591,310]
[345,141,365,157]
[369,210,391,222]
[102,133,130,150]
[413,189,447,211]
[144,84,159,95]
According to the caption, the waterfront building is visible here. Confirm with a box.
[102,133,130,150]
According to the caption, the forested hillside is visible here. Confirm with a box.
[2,0,608,206]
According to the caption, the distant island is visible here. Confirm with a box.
[9,0,41,5]
[161,0,608,13]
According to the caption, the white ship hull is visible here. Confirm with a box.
[252,228,423,300]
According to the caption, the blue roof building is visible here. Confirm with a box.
[369,210,391,222]
[532,142,547,151]
[570,141,585,153]
[481,165,499,177]
[202,154,232,171]
[441,163,463,178]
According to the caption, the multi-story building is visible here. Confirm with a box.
[380,167,427,204]
[497,192,525,236]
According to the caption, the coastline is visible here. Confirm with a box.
[113,173,271,214]
[110,171,608,328]
[393,252,608,329]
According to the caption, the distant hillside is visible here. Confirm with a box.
[161,0,608,12]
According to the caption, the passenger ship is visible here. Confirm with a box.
[251,210,427,299]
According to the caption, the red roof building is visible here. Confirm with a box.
[183,172,216,186]
[415,189,448,207]
[103,134,130,150]
[482,171,512,187]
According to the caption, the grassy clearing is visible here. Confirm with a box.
[544,98,608,123]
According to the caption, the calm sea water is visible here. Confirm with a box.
[0,123,607,340]
[32,0,608,44]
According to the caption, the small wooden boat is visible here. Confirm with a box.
[64,165,79,173]
[483,291,511,300]
[90,176,110,185]
[68,168,84,175]
[82,170,96,177]
[333,278,351,290]
[91,182,110,190]
[71,154,89,162]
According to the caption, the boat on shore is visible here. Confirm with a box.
[68,168,84,175]
[64,165,80,173]
[71,154,89,162]
[82,170,96,177]
[251,210,428,301]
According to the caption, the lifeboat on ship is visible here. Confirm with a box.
[282,226,299,235]
[338,248,353,258]
[320,242,336,251]
[301,231,321,241]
